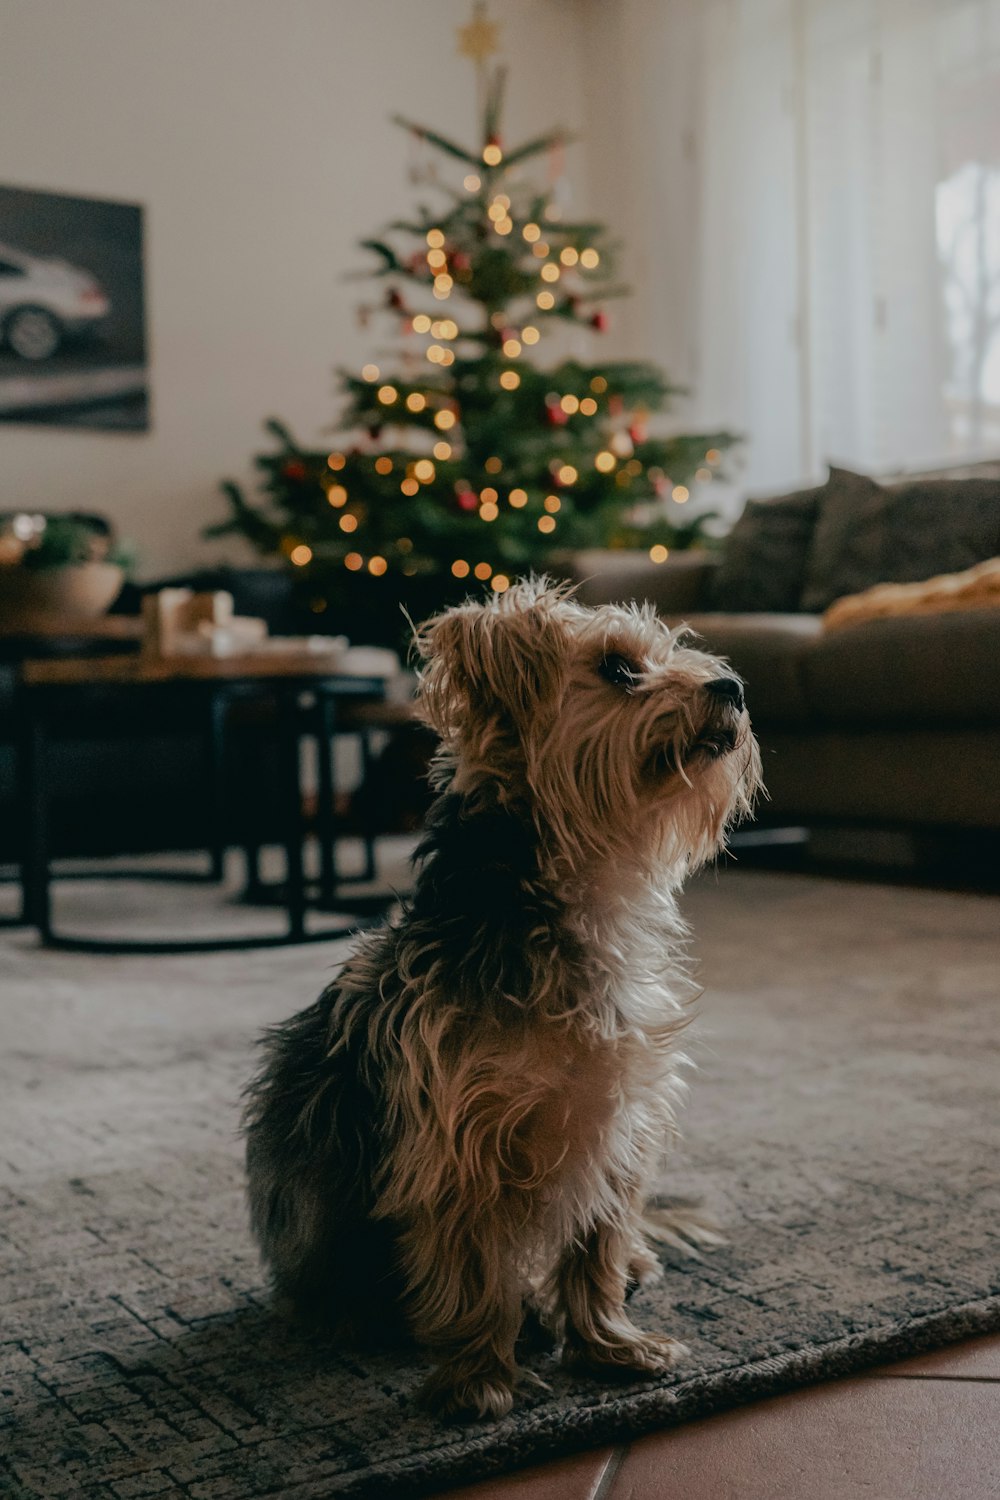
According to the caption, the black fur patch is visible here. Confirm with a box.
[410,792,540,921]
[244,790,575,1329]
[402,792,573,1007]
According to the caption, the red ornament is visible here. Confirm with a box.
[282,460,307,481]
[545,404,569,427]
[455,486,478,512]
[629,420,648,445]
[590,310,609,332]
[451,250,471,274]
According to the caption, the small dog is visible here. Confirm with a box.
[244,579,761,1419]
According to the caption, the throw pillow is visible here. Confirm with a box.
[708,484,824,612]
[823,555,1000,631]
[801,467,1000,613]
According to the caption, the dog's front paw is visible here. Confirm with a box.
[643,1201,726,1259]
[627,1240,665,1290]
[417,1362,515,1422]
[563,1329,688,1379]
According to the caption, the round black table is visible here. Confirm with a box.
[15,651,396,953]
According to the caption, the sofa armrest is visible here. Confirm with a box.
[559,549,720,615]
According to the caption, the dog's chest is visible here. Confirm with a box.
[508,991,679,1229]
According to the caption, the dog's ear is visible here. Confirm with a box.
[415,583,566,738]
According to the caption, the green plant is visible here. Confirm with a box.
[20,517,134,573]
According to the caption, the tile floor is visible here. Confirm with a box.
[432,1334,1000,1500]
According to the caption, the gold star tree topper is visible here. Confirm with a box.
[457,2,501,68]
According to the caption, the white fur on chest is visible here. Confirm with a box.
[532,893,692,1241]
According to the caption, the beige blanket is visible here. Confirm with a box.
[823,555,1000,631]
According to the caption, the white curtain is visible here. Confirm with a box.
[690,0,1000,492]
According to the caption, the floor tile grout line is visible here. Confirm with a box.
[593,1444,630,1500]
[870,1372,1000,1384]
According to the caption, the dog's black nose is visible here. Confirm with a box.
[706,676,744,710]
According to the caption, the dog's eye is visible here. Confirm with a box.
[598,652,640,690]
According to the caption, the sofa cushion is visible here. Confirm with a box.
[566,549,719,615]
[802,609,1000,725]
[708,484,823,612]
[801,468,1000,612]
[669,613,822,725]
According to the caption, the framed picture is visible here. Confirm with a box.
[0,184,148,431]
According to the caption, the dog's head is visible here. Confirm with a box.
[415,577,762,879]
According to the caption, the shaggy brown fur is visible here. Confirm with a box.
[244,579,761,1419]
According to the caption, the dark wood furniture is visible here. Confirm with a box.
[16,650,394,953]
[0,613,144,643]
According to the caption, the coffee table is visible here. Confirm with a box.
[16,649,397,952]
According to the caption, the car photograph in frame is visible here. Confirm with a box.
[0,184,148,431]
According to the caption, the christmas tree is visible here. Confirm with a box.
[209,58,737,642]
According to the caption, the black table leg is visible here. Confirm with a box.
[205,689,228,883]
[22,710,52,943]
[358,727,377,883]
[279,688,307,942]
[5,704,32,929]
[315,690,338,907]
[242,839,265,900]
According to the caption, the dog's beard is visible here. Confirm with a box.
[646,724,737,775]
[689,723,739,760]
[641,698,759,869]
[639,691,746,786]
[526,701,757,888]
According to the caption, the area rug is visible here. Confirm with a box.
[2,868,1000,1497]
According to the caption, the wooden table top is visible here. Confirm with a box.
[21,648,399,688]
[0,613,144,641]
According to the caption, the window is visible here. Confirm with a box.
[691,0,1000,488]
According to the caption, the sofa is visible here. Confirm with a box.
[567,462,1000,838]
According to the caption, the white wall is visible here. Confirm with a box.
[577,0,703,387]
[0,0,590,576]
[575,0,750,521]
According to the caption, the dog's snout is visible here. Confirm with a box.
[706,677,745,711]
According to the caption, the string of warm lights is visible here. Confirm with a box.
[320,315,724,576]
[269,102,734,595]
[217,31,742,619]
[287,438,724,576]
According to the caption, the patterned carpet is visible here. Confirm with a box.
[2,861,1000,1497]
